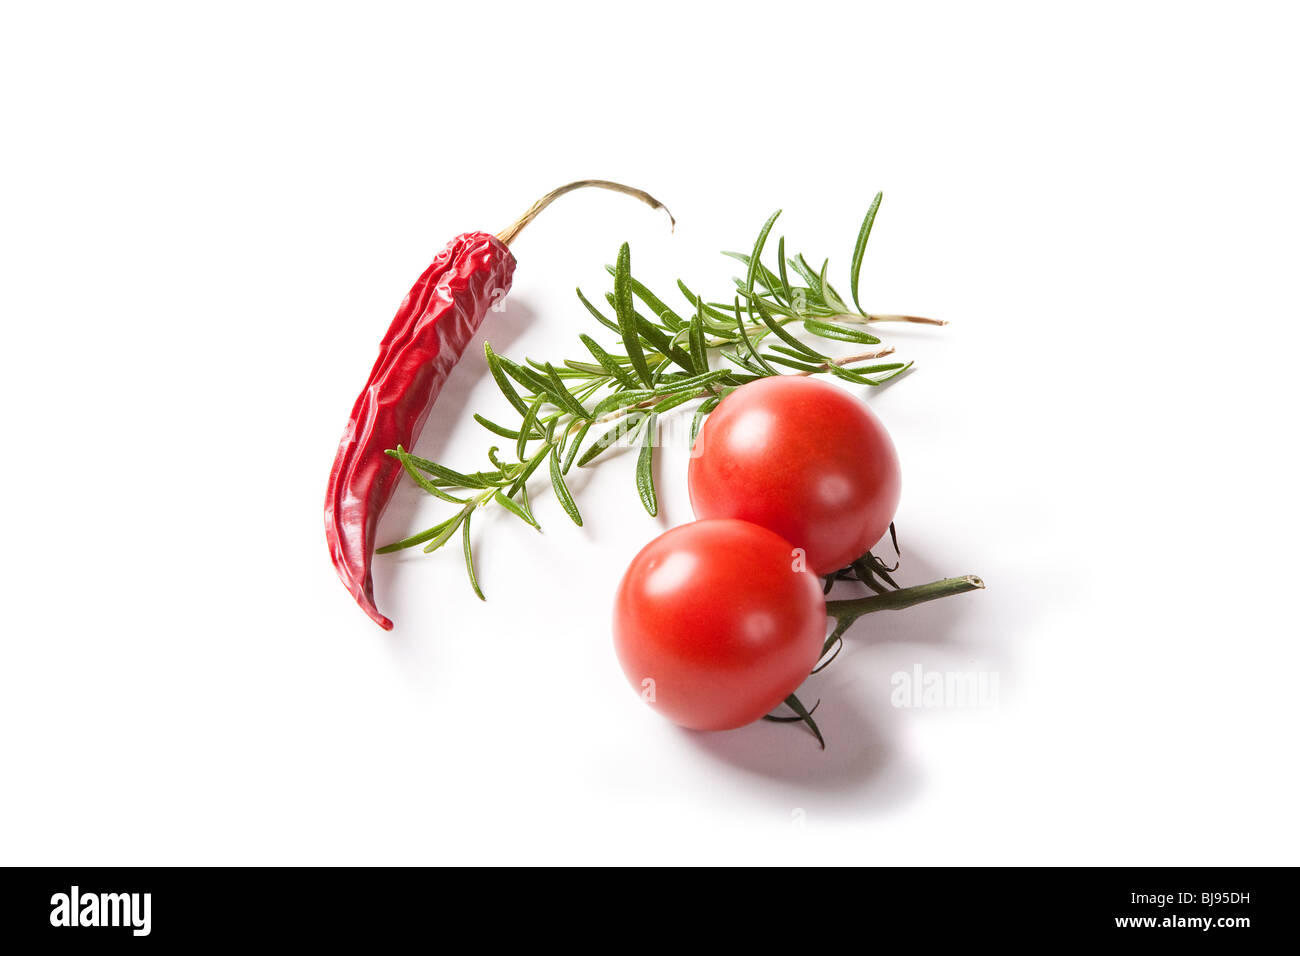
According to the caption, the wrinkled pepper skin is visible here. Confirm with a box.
[325,232,516,629]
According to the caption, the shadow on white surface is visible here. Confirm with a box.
[679,690,915,806]
[680,545,990,809]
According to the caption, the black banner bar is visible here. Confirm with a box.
[0,866,1286,944]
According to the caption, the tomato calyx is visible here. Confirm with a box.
[763,694,826,749]
[761,529,986,749]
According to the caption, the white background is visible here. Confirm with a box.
[2,1,1297,865]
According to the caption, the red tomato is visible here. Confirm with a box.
[688,376,901,575]
[613,519,827,731]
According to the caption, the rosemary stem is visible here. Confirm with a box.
[864,313,947,326]
[810,312,946,327]
[796,346,895,376]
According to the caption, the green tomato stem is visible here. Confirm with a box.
[826,574,984,622]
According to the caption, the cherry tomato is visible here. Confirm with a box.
[688,376,901,575]
[613,519,827,731]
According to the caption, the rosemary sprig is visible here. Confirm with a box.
[382,195,940,597]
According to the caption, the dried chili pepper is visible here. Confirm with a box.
[325,180,673,629]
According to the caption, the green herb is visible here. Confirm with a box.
[382,196,943,596]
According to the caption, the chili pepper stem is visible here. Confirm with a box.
[496,180,675,246]
[826,574,984,623]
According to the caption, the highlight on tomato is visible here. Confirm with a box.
[687,376,901,575]
[612,519,827,731]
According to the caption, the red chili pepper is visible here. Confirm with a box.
[325,181,672,629]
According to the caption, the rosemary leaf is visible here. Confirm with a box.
[562,420,593,473]
[746,210,782,315]
[390,448,496,489]
[850,192,882,315]
[498,354,553,397]
[764,354,824,372]
[376,513,459,554]
[776,235,792,301]
[652,390,699,414]
[506,450,546,498]
[605,267,686,331]
[576,286,621,333]
[517,394,544,459]
[614,243,653,385]
[733,298,778,374]
[423,506,469,553]
[579,333,640,388]
[593,388,658,415]
[635,414,658,516]
[676,279,737,328]
[802,319,882,345]
[688,302,709,374]
[752,295,823,358]
[549,445,583,526]
[768,343,827,361]
[494,489,540,530]
[788,254,822,296]
[462,512,485,600]
[544,362,590,418]
[474,413,527,441]
[485,342,528,415]
[690,395,721,445]
[578,414,643,467]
